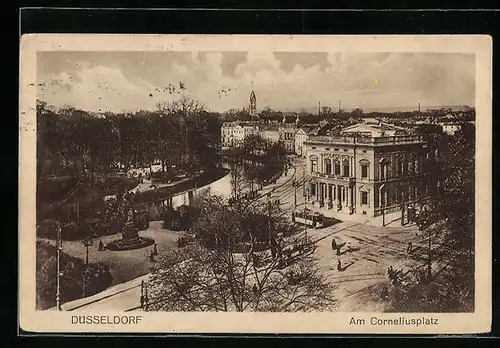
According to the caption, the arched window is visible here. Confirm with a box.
[342,159,350,177]
[310,155,318,172]
[334,159,341,175]
[379,158,389,180]
[325,158,332,174]
[360,159,370,179]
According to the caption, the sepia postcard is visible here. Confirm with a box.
[19,34,492,334]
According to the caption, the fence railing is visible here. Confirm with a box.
[305,135,425,146]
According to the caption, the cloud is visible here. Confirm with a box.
[38,65,157,112]
[37,51,475,113]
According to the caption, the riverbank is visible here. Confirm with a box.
[131,167,229,205]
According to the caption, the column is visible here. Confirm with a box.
[350,156,354,178]
[337,185,342,210]
[349,187,354,214]
[327,184,332,208]
[319,183,324,207]
[346,185,350,209]
[309,182,313,203]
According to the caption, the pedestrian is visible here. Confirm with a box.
[337,259,342,272]
[98,240,104,251]
[153,243,158,256]
[407,241,413,254]
[149,249,155,262]
[331,238,338,252]
[252,284,258,297]
[387,266,394,281]
[381,285,389,300]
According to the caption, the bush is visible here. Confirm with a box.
[163,206,180,230]
[37,219,112,241]
[36,240,113,310]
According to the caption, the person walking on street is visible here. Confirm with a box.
[381,285,389,300]
[331,238,338,253]
[407,241,413,254]
[337,259,342,272]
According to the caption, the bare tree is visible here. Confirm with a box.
[229,158,244,199]
[147,195,336,312]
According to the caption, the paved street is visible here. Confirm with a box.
[51,157,452,312]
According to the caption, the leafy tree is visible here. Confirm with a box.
[389,125,475,312]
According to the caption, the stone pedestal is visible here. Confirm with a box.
[121,222,141,248]
[106,220,155,251]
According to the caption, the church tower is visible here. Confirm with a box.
[249,90,257,117]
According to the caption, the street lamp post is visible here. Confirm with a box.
[82,235,93,297]
[294,179,297,208]
[56,222,62,311]
[427,228,432,281]
[400,186,405,226]
[267,192,272,245]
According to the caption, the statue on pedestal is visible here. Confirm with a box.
[106,205,155,251]
[122,208,139,242]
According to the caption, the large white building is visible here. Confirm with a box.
[438,122,462,135]
[221,122,260,148]
[304,123,430,217]
[295,126,317,157]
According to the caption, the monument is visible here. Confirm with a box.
[106,208,155,251]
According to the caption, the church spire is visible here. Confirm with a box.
[295,114,300,126]
[249,90,257,117]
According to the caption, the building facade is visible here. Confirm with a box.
[278,123,297,153]
[295,128,310,157]
[438,122,461,135]
[304,124,430,217]
[221,122,260,148]
[221,122,236,147]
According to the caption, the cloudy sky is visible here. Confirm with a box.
[37,51,475,113]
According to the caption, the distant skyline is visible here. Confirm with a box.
[37,51,475,113]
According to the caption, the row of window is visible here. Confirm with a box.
[310,157,421,180]
[309,183,424,208]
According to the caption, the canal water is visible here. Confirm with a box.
[169,159,259,208]
[170,170,232,208]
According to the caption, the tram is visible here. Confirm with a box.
[292,209,324,228]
